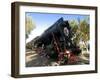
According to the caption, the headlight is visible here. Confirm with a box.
[66,50,70,54]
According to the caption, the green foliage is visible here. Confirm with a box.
[69,18,90,45]
[79,20,89,41]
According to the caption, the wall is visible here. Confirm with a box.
[0,0,99,80]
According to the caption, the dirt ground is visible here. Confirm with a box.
[26,50,50,67]
[26,50,89,67]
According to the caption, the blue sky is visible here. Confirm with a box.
[26,12,89,43]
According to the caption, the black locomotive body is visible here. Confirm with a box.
[34,17,81,63]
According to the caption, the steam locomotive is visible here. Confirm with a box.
[34,17,81,63]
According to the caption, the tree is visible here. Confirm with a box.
[79,19,89,51]
[69,18,90,51]
[79,19,89,42]
[69,20,79,44]
[25,16,36,38]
